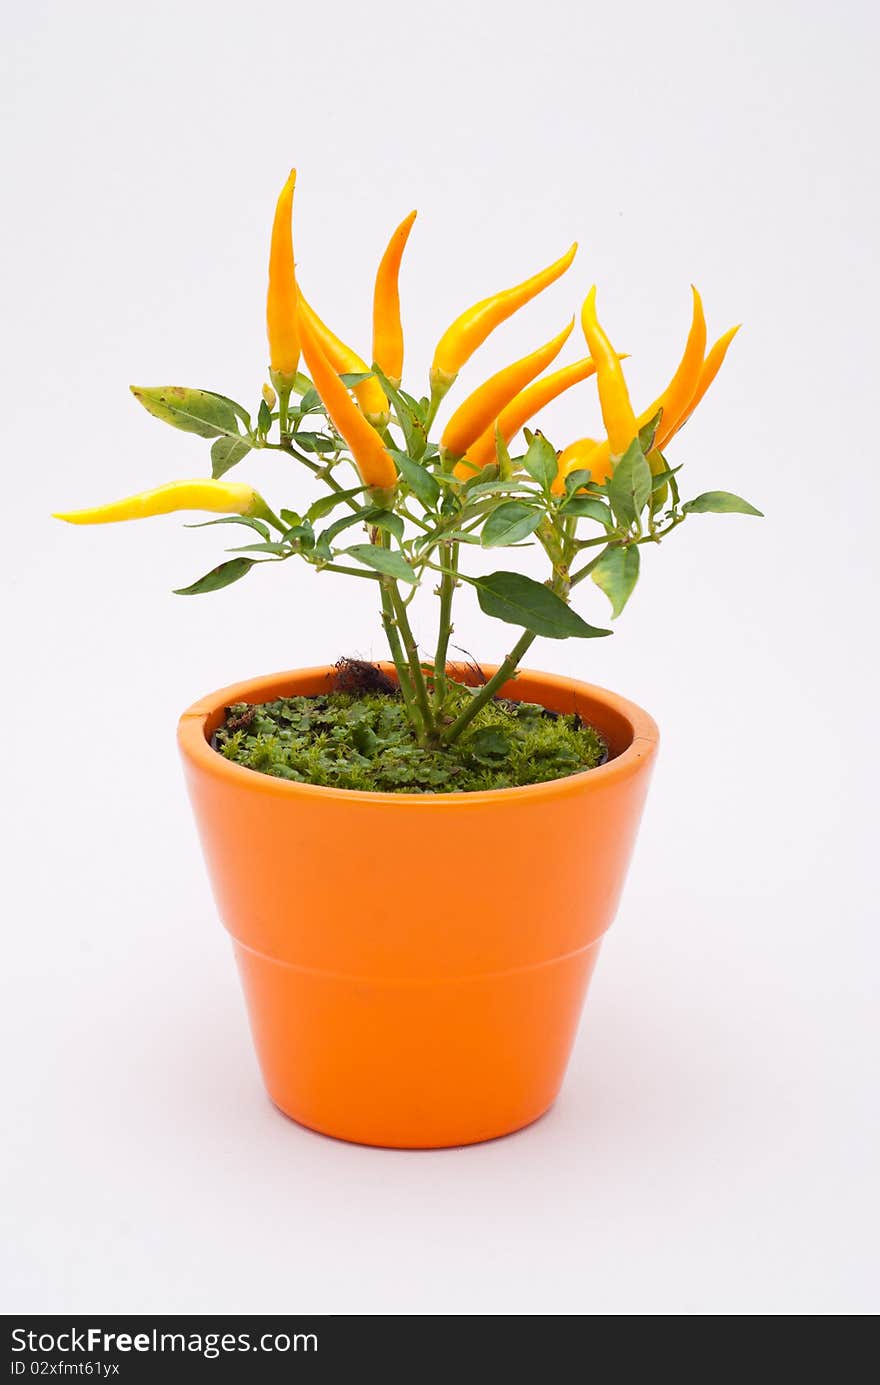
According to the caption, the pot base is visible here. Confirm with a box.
[234,938,601,1150]
[267,1095,557,1150]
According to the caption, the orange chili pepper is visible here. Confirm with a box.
[372,210,417,388]
[298,308,397,492]
[647,286,706,449]
[266,169,300,383]
[580,287,636,458]
[455,358,599,477]
[298,298,390,424]
[441,321,573,460]
[558,287,728,494]
[674,324,740,433]
[431,244,577,386]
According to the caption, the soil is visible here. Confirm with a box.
[212,660,608,794]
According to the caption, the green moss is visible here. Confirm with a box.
[213,686,607,794]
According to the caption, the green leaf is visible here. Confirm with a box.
[296,388,322,414]
[339,371,375,387]
[373,367,426,457]
[283,524,315,549]
[173,557,255,595]
[682,491,764,516]
[344,544,418,584]
[181,388,250,429]
[591,545,641,618]
[185,514,270,540]
[639,409,663,454]
[522,432,558,490]
[564,468,593,495]
[131,386,242,439]
[227,541,290,556]
[306,486,369,523]
[650,464,682,491]
[362,506,404,542]
[425,529,481,544]
[294,431,338,453]
[563,496,613,525]
[607,440,652,526]
[257,399,273,434]
[397,389,427,423]
[319,509,373,546]
[391,449,441,509]
[494,426,513,480]
[466,727,511,763]
[211,435,253,478]
[462,479,538,500]
[481,501,542,548]
[473,571,611,639]
[464,462,498,489]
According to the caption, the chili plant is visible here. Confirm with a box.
[56,169,761,748]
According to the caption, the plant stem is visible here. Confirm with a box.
[440,629,536,745]
[440,523,579,745]
[275,441,363,512]
[432,540,457,712]
[278,388,291,441]
[380,580,423,733]
[423,377,451,434]
[387,582,435,736]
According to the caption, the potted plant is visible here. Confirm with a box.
[55,170,761,1148]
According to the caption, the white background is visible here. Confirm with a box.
[2,0,878,1316]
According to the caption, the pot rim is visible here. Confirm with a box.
[178,664,659,806]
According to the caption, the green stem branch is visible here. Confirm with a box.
[432,540,458,712]
[380,581,423,733]
[273,441,363,512]
[387,583,434,736]
[440,629,536,745]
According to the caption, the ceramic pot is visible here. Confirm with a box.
[178,665,658,1148]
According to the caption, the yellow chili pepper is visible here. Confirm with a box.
[551,438,604,495]
[372,210,417,388]
[298,298,389,425]
[431,243,578,387]
[674,324,740,433]
[455,358,599,477]
[298,307,397,493]
[54,479,268,525]
[266,169,300,385]
[441,321,573,460]
[580,286,636,458]
[554,298,740,494]
[647,286,706,449]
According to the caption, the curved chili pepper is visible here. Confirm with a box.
[54,479,268,524]
[298,307,397,492]
[560,287,730,492]
[674,324,740,433]
[647,286,706,449]
[441,321,573,460]
[372,210,417,388]
[266,169,300,383]
[298,298,389,424]
[455,358,599,477]
[431,243,577,386]
[580,287,636,458]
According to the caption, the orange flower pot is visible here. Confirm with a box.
[178,666,658,1148]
